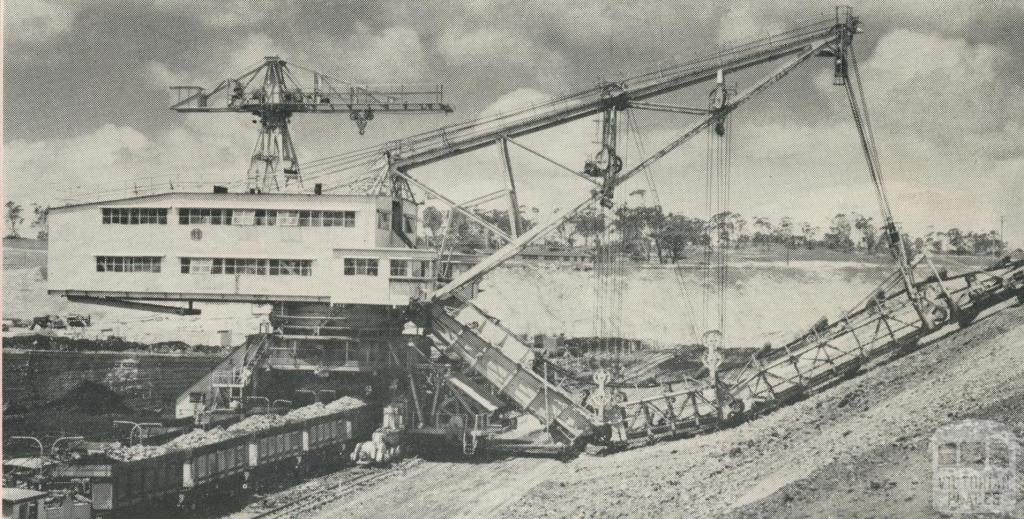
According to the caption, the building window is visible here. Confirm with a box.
[96,256,162,273]
[388,259,432,278]
[322,211,356,227]
[180,257,311,276]
[390,259,410,277]
[344,258,378,276]
[403,215,415,233]
[102,208,168,225]
[254,210,277,226]
[377,211,391,230]
[412,259,432,278]
[278,210,300,226]
[179,208,233,225]
[173,208,354,227]
[233,209,255,226]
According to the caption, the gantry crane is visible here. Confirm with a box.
[169,56,453,193]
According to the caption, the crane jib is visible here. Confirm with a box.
[389,22,845,172]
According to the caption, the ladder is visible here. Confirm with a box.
[430,303,599,446]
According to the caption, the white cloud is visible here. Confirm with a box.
[304,24,427,84]
[716,2,785,45]
[857,30,1023,150]
[4,0,73,41]
[439,26,552,68]
[151,0,286,28]
[3,118,254,206]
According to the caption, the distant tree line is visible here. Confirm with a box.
[419,203,1009,261]
[6,197,1007,259]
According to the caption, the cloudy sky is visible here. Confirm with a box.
[3,0,1022,245]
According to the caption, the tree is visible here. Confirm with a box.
[5,201,24,238]
[823,213,854,251]
[776,216,795,249]
[989,230,1005,255]
[613,205,656,261]
[422,206,444,243]
[731,213,747,249]
[967,231,990,255]
[946,228,967,254]
[659,213,704,263]
[800,222,819,249]
[442,211,486,252]
[569,207,606,248]
[926,230,944,254]
[752,216,773,251]
[643,206,667,262]
[31,204,49,241]
[709,211,736,249]
[852,213,878,254]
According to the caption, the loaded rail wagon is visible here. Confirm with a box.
[303,404,376,461]
[47,403,376,517]
[181,434,249,500]
[248,421,305,471]
[89,450,187,517]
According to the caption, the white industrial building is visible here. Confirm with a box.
[47,191,439,307]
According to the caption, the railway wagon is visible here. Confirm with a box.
[88,450,187,517]
[247,420,305,472]
[58,404,377,518]
[181,434,249,502]
[301,405,377,465]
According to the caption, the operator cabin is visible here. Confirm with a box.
[47,190,438,310]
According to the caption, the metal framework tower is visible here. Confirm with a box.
[170,56,453,193]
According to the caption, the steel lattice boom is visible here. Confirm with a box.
[170,56,453,193]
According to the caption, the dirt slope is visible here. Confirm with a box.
[500,302,1024,518]
[244,301,1024,519]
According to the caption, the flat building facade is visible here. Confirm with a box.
[48,192,438,307]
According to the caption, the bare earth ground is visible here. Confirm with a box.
[258,301,1024,519]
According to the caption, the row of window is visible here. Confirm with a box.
[343,258,378,276]
[178,208,357,227]
[180,258,313,276]
[96,256,162,273]
[342,258,433,277]
[99,207,359,227]
[94,256,433,278]
[99,206,418,231]
[102,208,169,225]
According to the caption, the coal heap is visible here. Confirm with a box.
[42,380,134,415]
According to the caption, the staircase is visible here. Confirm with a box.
[430,303,599,446]
[174,334,273,419]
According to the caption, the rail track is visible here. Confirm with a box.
[250,459,422,519]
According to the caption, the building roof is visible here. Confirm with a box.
[2,487,47,503]
[52,190,388,211]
